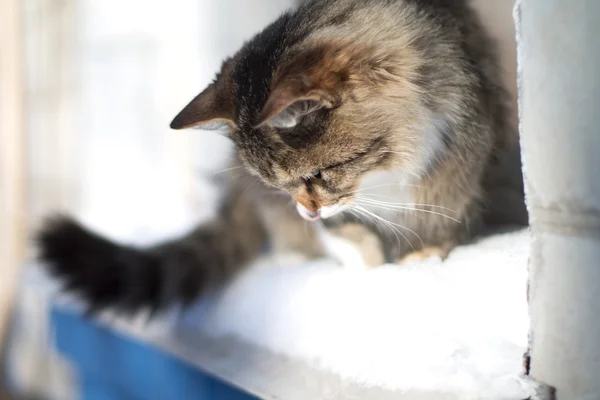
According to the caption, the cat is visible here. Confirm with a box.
[37,0,527,314]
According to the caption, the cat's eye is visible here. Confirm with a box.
[311,169,322,179]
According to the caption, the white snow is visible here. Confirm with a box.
[176,228,534,399]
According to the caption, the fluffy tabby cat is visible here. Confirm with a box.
[37,0,527,314]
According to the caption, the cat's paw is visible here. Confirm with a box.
[397,246,449,266]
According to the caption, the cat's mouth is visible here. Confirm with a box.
[295,203,347,221]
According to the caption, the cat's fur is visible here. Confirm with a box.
[37,0,526,314]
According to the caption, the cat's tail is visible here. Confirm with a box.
[36,197,266,315]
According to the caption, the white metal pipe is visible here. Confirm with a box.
[515,0,600,398]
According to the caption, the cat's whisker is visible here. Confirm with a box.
[353,199,424,222]
[354,205,423,250]
[356,195,458,214]
[241,178,260,197]
[211,165,245,176]
[350,205,420,251]
[350,183,425,194]
[349,206,403,249]
[346,208,385,239]
[358,202,461,224]
[356,198,461,223]
[353,208,411,251]
[264,188,291,198]
[347,207,372,230]
[356,202,450,222]
[349,207,392,248]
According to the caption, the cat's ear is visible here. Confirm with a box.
[170,60,236,131]
[255,45,353,129]
[255,77,339,129]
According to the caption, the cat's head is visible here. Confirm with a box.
[170,12,445,221]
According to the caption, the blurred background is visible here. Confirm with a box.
[0,0,517,399]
